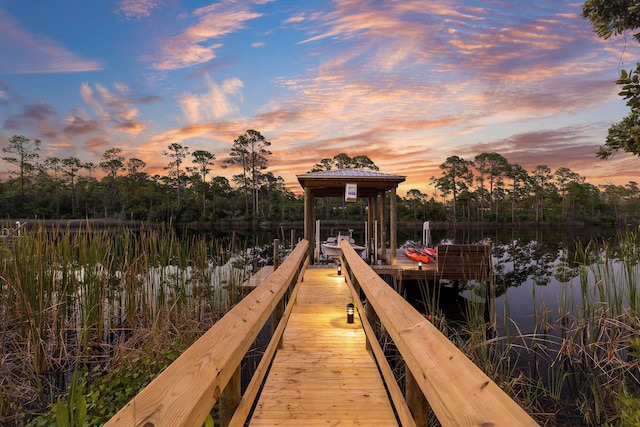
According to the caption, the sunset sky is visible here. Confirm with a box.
[0,0,637,196]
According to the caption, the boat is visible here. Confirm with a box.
[321,230,366,260]
[404,247,436,264]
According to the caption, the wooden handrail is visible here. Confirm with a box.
[105,240,309,427]
[339,240,539,426]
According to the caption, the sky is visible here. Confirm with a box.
[0,0,638,196]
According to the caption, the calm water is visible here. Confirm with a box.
[192,222,627,335]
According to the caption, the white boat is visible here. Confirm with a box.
[320,231,366,259]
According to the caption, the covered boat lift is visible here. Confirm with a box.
[296,168,406,265]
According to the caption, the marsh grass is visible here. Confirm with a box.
[0,222,252,426]
[398,232,640,425]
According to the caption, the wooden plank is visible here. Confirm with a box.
[229,257,309,426]
[344,273,417,427]
[240,265,274,292]
[248,268,399,426]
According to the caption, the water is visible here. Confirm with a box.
[190,222,626,334]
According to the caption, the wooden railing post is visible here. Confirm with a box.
[219,365,241,427]
[406,367,429,427]
[365,300,377,353]
[273,238,279,271]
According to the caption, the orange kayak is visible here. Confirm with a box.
[405,247,436,263]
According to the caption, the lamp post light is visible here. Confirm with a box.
[337,264,342,275]
[418,260,422,270]
[346,303,354,324]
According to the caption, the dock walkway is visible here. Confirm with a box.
[105,240,538,427]
[249,268,398,426]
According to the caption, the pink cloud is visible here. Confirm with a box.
[151,3,262,70]
[117,0,160,19]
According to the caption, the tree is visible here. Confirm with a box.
[582,1,640,158]
[600,183,629,224]
[192,149,215,217]
[164,143,190,207]
[405,189,427,220]
[62,157,82,216]
[99,148,125,216]
[2,135,41,211]
[532,165,554,222]
[474,153,509,221]
[554,167,584,218]
[311,153,379,171]
[224,130,271,220]
[432,155,474,221]
[44,156,63,218]
[506,163,530,223]
[126,158,147,181]
[99,148,125,179]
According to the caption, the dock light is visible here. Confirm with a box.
[337,264,342,275]
[418,261,422,270]
[346,303,354,323]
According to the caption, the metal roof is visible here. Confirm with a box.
[299,168,405,178]
[297,168,406,197]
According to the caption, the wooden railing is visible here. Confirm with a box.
[339,239,539,427]
[105,240,310,427]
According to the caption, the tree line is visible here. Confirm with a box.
[1,132,639,225]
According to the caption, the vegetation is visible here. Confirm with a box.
[582,0,640,159]
[0,225,254,426]
[405,232,640,426]
[2,223,640,425]
[2,133,640,225]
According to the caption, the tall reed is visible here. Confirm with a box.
[479,232,640,425]
[0,222,250,425]
[417,233,640,425]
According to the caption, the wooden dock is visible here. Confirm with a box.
[105,240,538,427]
[373,244,492,283]
[249,268,398,425]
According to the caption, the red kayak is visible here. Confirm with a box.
[405,247,436,263]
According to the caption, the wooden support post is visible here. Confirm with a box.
[273,239,279,271]
[276,296,285,348]
[370,196,378,263]
[365,300,377,353]
[390,187,397,266]
[273,244,285,346]
[379,192,387,263]
[406,367,430,427]
[304,187,314,263]
[219,365,241,427]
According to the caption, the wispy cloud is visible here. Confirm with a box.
[0,9,102,74]
[151,2,262,70]
[0,80,22,108]
[80,82,151,135]
[178,76,244,123]
[117,0,160,19]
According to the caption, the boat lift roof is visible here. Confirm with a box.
[297,168,406,198]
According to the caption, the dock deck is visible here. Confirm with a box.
[248,268,398,426]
